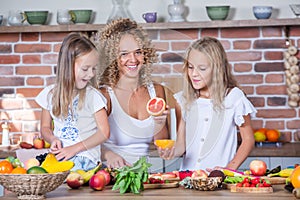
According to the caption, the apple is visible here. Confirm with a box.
[66,172,84,189]
[89,174,106,191]
[33,138,45,149]
[249,160,267,176]
[191,169,208,179]
[95,170,111,185]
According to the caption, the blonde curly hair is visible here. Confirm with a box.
[92,18,157,88]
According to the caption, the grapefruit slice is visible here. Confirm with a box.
[154,139,175,149]
[146,97,166,116]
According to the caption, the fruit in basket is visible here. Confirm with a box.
[0,160,13,172]
[0,160,13,174]
[265,129,280,142]
[146,97,166,116]
[41,153,74,173]
[11,167,27,174]
[96,170,111,185]
[66,172,84,189]
[89,174,106,191]
[291,166,300,188]
[33,137,45,149]
[191,169,208,178]
[24,158,40,170]
[249,160,267,176]
[27,166,48,174]
[35,153,49,165]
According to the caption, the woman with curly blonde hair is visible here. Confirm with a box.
[93,18,169,168]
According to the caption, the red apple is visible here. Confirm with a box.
[95,170,111,185]
[66,172,84,189]
[89,174,106,191]
[33,138,45,149]
[191,169,208,178]
[249,160,267,176]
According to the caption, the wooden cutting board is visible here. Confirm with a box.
[230,185,273,193]
[144,181,179,189]
[260,176,286,185]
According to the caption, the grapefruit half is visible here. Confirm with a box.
[146,97,166,116]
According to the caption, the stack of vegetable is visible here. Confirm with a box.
[112,157,151,194]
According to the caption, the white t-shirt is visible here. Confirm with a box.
[35,84,107,164]
[102,84,156,165]
[174,87,257,171]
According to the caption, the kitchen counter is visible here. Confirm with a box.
[0,142,300,159]
[0,184,294,199]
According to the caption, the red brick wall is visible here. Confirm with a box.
[0,26,300,141]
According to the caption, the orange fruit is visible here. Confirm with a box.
[256,128,268,135]
[0,160,13,174]
[154,139,175,149]
[146,97,166,116]
[11,167,27,174]
[266,129,280,142]
[291,166,300,188]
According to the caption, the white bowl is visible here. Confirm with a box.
[253,6,272,19]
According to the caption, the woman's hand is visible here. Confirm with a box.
[157,146,175,160]
[104,151,131,169]
[206,166,224,173]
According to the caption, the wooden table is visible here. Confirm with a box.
[0,184,294,200]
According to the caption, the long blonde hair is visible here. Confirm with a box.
[92,18,157,88]
[182,37,239,110]
[52,32,97,118]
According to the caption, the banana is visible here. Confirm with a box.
[76,169,85,175]
[268,168,294,178]
[81,163,102,184]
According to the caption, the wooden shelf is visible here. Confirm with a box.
[0,18,299,33]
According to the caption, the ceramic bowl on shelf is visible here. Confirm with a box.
[24,11,49,25]
[290,4,300,17]
[206,5,230,21]
[69,9,92,24]
[253,6,272,19]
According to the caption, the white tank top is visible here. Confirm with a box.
[103,84,156,164]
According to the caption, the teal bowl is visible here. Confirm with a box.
[206,6,230,20]
[69,10,92,24]
[25,11,49,25]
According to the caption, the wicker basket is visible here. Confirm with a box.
[0,171,69,200]
[191,177,222,191]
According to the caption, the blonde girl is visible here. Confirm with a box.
[36,32,110,171]
[159,37,256,172]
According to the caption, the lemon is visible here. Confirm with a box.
[254,131,267,142]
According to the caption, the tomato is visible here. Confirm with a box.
[291,166,300,188]
[0,160,13,174]
[251,178,260,185]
